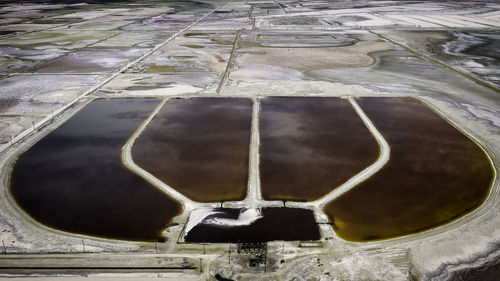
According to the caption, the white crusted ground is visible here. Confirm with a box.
[0,0,499,280]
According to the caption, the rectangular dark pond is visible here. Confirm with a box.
[132,98,252,202]
[260,97,379,201]
[323,97,494,242]
[10,98,181,242]
[184,208,320,243]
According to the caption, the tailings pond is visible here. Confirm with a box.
[132,98,252,202]
[184,208,320,243]
[324,97,494,242]
[260,97,379,201]
[10,98,181,242]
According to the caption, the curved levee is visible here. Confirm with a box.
[323,97,495,242]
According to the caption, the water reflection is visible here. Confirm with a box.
[11,98,181,242]
[324,97,494,241]
[260,97,379,201]
[132,98,252,202]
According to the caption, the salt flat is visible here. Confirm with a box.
[0,0,499,280]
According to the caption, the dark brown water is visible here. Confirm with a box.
[324,97,494,242]
[184,208,320,243]
[260,97,379,201]
[10,99,181,242]
[132,98,252,202]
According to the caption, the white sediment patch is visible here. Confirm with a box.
[230,64,305,81]
[183,208,263,237]
[462,103,500,128]
[205,208,263,227]
[221,80,383,97]
[183,208,220,236]
[464,60,484,68]
[442,32,477,56]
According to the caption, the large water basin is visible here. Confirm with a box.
[10,98,181,242]
[324,97,494,242]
